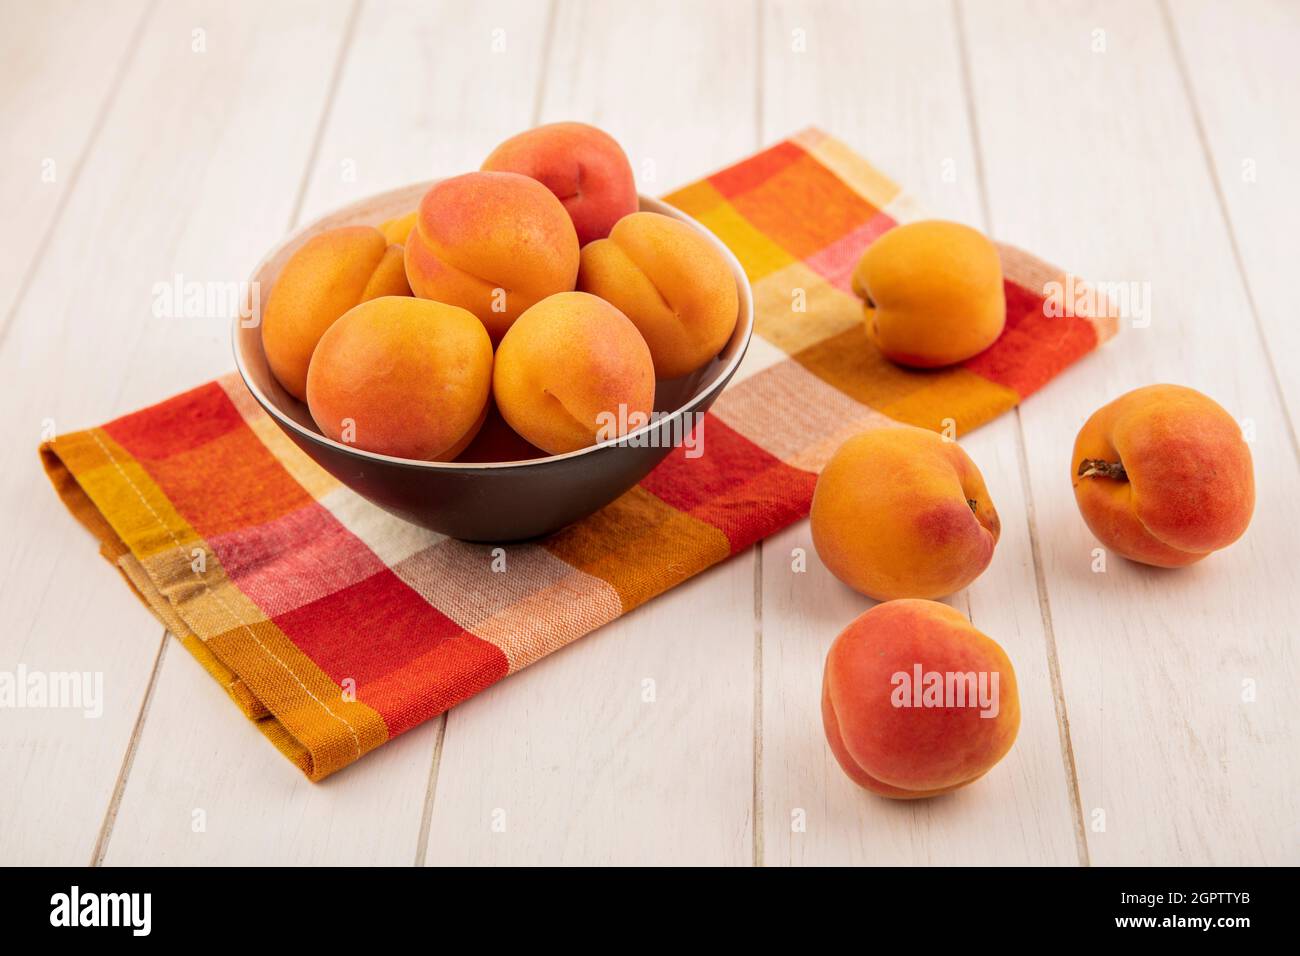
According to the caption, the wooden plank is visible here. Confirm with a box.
[1166,0,1300,445]
[757,0,1081,866]
[102,638,441,865]
[0,0,158,867]
[0,0,150,321]
[962,0,1300,864]
[0,0,360,865]
[426,563,757,865]
[294,0,554,221]
[11,0,1294,867]
[102,0,552,865]
[423,0,760,866]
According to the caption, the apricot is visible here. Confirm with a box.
[1072,384,1254,567]
[404,171,579,340]
[811,427,1000,600]
[578,211,739,379]
[850,220,1005,367]
[261,226,411,400]
[305,296,492,461]
[482,121,638,246]
[822,600,1020,798]
[378,210,416,245]
[492,291,655,455]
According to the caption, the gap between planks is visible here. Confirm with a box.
[285,0,365,232]
[953,0,1090,865]
[415,0,560,863]
[90,0,365,866]
[529,0,559,135]
[414,714,448,865]
[0,0,158,352]
[92,632,169,866]
[45,0,167,869]
[1157,0,1300,467]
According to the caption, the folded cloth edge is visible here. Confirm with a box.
[39,443,320,777]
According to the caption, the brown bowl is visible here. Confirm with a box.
[232,182,754,542]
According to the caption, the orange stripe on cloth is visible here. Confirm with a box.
[41,417,390,780]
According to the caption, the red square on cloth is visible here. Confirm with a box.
[273,569,466,689]
[709,139,807,198]
[962,280,1101,398]
[125,419,314,539]
[104,380,244,460]
[641,416,818,552]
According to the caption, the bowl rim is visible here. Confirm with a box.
[232,187,754,472]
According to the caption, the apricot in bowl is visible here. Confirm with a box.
[482,121,637,246]
[493,291,656,456]
[579,211,740,379]
[260,225,410,401]
[305,297,492,462]
[403,170,580,342]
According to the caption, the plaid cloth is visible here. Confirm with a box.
[40,129,1117,780]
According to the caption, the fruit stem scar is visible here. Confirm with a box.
[1077,457,1128,481]
[966,498,979,513]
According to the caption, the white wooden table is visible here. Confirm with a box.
[2,0,1297,866]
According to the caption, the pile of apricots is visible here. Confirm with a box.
[261,122,738,460]
[813,219,1255,799]
[262,124,1257,803]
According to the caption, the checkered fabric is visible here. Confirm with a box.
[40,129,1116,779]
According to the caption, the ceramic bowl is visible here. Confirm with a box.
[232,182,754,542]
